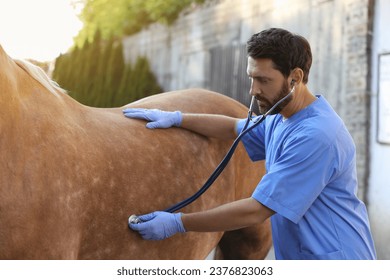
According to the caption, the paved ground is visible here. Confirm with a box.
[265,246,275,260]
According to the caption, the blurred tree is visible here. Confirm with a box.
[52,0,193,107]
[74,0,206,47]
[105,41,125,106]
[52,35,162,108]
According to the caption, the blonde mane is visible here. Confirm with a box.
[14,59,67,96]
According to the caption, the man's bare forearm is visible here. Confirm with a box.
[181,198,274,232]
[181,113,239,140]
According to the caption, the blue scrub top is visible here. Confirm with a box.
[236,95,376,259]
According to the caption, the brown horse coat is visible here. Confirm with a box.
[0,45,271,259]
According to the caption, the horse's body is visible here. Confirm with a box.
[0,45,271,259]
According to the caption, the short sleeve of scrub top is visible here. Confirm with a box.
[236,115,336,223]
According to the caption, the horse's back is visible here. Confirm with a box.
[125,88,248,116]
[0,88,271,259]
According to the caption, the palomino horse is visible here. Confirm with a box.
[0,45,271,259]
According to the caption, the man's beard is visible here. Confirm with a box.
[257,80,293,115]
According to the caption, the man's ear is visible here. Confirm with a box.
[290,68,304,85]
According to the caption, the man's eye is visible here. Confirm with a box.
[259,78,269,84]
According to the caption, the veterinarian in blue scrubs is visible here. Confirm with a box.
[123,28,376,259]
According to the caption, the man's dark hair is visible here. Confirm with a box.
[246,28,312,84]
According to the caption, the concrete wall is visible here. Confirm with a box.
[368,0,390,260]
[123,0,388,258]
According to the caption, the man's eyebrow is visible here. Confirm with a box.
[247,74,272,80]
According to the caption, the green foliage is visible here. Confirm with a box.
[52,34,163,108]
[54,0,206,106]
[74,0,206,47]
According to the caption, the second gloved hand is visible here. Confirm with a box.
[129,211,186,240]
[122,108,182,129]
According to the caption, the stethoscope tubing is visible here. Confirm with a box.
[163,85,295,213]
[163,112,265,213]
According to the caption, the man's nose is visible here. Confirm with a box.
[249,78,256,97]
[249,83,261,98]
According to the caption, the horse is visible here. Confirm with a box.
[0,45,271,259]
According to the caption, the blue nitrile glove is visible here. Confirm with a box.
[122,108,182,129]
[129,211,186,240]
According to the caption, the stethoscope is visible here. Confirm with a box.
[129,81,296,225]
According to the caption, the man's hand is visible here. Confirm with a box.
[129,211,186,240]
[123,108,182,129]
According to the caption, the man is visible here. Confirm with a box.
[123,28,376,259]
